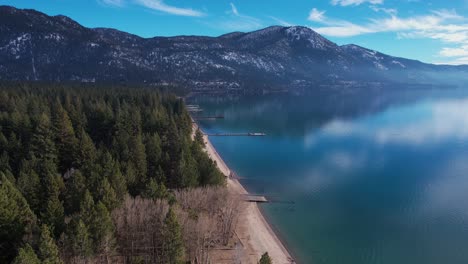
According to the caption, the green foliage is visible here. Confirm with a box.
[13,244,41,264]
[98,178,119,211]
[163,207,185,264]
[258,252,272,264]
[66,218,92,257]
[41,193,65,236]
[142,177,168,200]
[39,224,63,264]
[144,133,162,179]
[30,113,57,165]
[16,166,41,213]
[0,173,36,263]
[90,202,115,255]
[64,170,86,215]
[79,190,95,227]
[194,128,204,146]
[0,83,225,262]
[75,128,97,169]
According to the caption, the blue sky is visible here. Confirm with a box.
[3,0,468,65]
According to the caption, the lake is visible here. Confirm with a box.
[190,87,468,264]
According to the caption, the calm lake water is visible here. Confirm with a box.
[190,87,468,264]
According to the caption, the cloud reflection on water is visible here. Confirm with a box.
[313,98,468,145]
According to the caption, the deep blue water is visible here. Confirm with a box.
[191,88,468,264]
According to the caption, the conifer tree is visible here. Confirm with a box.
[0,151,12,174]
[52,103,78,173]
[194,128,204,146]
[12,244,41,264]
[38,224,63,264]
[66,219,92,258]
[128,133,147,192]
[98,178,119,211]
[90,202,115,255]
[144,133,162,179]
[258,252,272,264]
[0,174,36,263]
[163,207,184,264]
[142,178,168,200]
[79,190,95,227]
[30,113,57,165]
[108,165,127,201]
[177,149,199,188]
[64,170,86,215]
[41,192,65,237]
[16,169,41,213]
[75,128,97,170]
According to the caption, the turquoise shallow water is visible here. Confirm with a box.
[191,88,468,264]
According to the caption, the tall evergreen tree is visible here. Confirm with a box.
[75,128,96,170]
[12,244,41,264]
[79,190,95,227]
[144,133,162,179]
[142,178,168,200]
[108,165,127,201]
[64,170,86,215]
[90,202,115,255]
[0,174,36,263]
[66,218,92,258]
[38,224,63,264]
[52,103,78,173]
[128,133,147,192]
[177,148,199,188]
[30,113,57,165]
[163,207,184,264]
[41,192,65,237]
[16,168,41,214]
[98,178,119,211]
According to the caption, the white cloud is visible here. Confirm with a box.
[331,0,384,6]
[369,5,397,16]
[440,46,468,57]
[217,3,262,31]
[134,0,205,17]
[229,2,239,16]
[98,0,124,7]
[308,8,326,23]
[308,7,468,64]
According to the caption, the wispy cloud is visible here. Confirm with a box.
[229,2,239,16]
[98,0,125,7]
[217,3,262,31]
[134,0,205,17]
[369,5,397,16]
[269,16,294,27]
[308,8,327,23]
[308,7,468,64]
[331,0,384,6]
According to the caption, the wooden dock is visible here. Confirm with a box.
[244,195,268,203]
[205,132,266,137]
[193,115,225,120]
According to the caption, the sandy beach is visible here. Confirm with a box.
[194,124,294,264]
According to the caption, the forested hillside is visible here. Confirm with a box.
[2,6,468,92]
[0,83,228,263]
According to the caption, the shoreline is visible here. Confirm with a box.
[195,123,295,263]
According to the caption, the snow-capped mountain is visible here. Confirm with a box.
[1,6,467,91]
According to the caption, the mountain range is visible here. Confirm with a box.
[1,5,467,92]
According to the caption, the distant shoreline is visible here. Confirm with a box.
[193,122,295,263]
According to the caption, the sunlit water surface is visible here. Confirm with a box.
[191,88,468,264]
